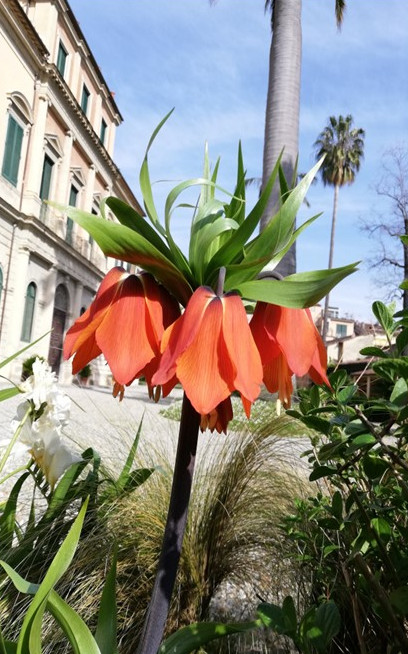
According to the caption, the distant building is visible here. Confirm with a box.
[308,304,389,397]
[0,0,143,384]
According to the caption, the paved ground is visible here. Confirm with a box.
[0,379,184,467]
[0,378,309,518]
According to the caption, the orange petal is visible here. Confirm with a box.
[263,353,293,407]
[153,286,213,386]
[176,296,231,415]
[71,337,102,374]
[222,293,262,403]
[96,275,156,385]
[249,302,281,364]
[274,306,318,377]
[64,267,125,359]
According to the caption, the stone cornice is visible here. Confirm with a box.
[2,0,50,65]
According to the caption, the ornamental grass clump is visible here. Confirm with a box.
[36,416,308,654]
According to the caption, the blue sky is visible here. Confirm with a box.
[69,0,408,321]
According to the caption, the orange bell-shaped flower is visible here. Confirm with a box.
[152,286,263,421]
[63,267,180,388]
[250,302,330,407]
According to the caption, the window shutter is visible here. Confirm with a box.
[2,115,23,186]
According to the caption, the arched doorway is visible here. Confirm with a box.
[48,283,68,375]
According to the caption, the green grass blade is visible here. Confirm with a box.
[14,499,89,653]
[0,472,30,554]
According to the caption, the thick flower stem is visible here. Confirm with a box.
[137,392,201,654]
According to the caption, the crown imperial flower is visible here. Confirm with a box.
[250,303,330,407]
[152,286,263,419]
[63,267,180,390]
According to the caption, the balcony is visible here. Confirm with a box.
[38,203,106,269]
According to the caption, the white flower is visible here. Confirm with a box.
[19,358,57,410]
[9,357,81,488]
[26,426,82,489]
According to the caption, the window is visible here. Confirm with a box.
[100,119,107,145]
[21,282,36,342]
[81,84,90,115]
[39,155,54,201]
[336,324,347,338]
[56,41,67,77]
[2,114,23,186]
[66,185,78,245]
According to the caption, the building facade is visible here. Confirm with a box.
[0,0,142,384]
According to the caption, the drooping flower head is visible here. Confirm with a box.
[250,302,330,407]
[63,267,180,393]
[152,286,263,422]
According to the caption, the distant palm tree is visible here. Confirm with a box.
[314,114,365,343]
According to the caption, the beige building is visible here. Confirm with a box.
[0,0,142,384]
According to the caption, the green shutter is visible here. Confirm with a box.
[81,85,89,114]
[39,155,53,200]
[21,282,36,342]
[100,119,107,144]
[57,42,67,76]
[2,115,23,186]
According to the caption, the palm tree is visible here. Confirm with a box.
[314,114,365,343]
[209,1,347,277]
[261,0,347,277]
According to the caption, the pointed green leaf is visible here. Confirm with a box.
[193,217,239,283]
[139,110,174,235]
[244,158,323,263]
[58,206,192,305]
[204,154,283,277]
[159,619,259,654]
[227,142,246,226]
[0,332,49,370]
[232,263,359,308]
[313,602,341,649]
[372,301,395,335]
[48,591,102,654]
[164,177,216,275]
[105,197,172,258]
[12,498,89,654]
[359,346,387,358]
[95,548,118,654]
[0,387,20,402]
[115,419,143,492]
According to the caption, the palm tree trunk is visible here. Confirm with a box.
[260,0,302,277]
[322,183,339,344]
